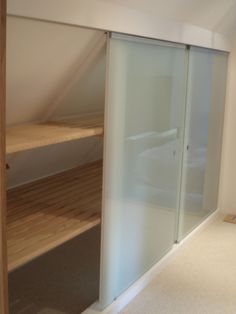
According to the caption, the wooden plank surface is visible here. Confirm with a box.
[7,160,103,272]
[224,215,236,224]
[0,0,9,312]
[6,113,104,154]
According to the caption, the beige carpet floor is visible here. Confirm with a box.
[121,214,236,314]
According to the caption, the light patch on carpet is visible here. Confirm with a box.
[121,215,236,314]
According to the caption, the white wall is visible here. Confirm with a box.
[219,39,236,214]
[6,137,103,188]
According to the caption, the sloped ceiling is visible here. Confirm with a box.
[214,3,236,40]
[7,16,106,125]
[102,0,236,39]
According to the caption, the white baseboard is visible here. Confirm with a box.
[82,209,220,314]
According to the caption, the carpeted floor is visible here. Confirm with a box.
[121,214,236,314]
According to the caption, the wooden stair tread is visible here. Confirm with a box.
[7,160,102,272]
[6,113,104,154]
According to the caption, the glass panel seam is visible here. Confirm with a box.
[174,47,190,243]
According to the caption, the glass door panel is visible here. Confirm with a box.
[178,47,228,240]
[100,34,188,308]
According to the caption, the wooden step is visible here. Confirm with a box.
[7,160,103,272]
[6,113,104,154]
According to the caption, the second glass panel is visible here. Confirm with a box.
[178,47,228,240]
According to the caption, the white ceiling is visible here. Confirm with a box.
[102,0,236,38]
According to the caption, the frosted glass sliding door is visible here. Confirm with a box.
[100,34,188,308]
[178,47,228,240]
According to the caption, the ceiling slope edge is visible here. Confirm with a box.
[7,0,231,52]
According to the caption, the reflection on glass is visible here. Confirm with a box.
[100,35,187,308]
[178,47,228,240]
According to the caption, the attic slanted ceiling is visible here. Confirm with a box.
[6,16,106,125]
[102,0,236,38]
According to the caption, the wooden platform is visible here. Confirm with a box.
[6,113,104,154]
[7,160,102,272]
[223,214,236,224]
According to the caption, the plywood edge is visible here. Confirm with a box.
[0,0,9,312]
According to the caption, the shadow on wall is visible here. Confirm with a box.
[9,226,101,314]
